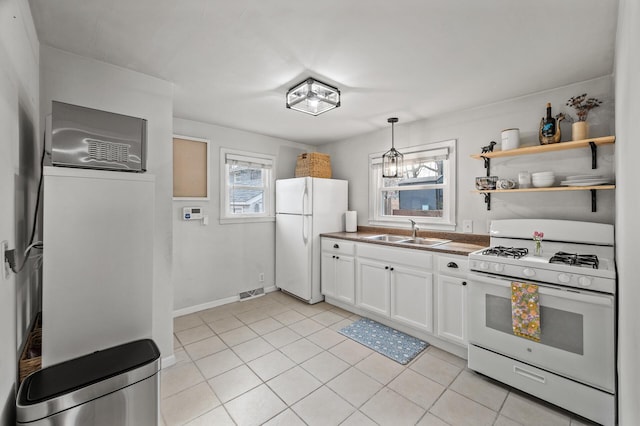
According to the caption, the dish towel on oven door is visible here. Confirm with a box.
[511,282,541,342]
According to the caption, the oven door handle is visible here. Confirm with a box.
[468,273,613,307]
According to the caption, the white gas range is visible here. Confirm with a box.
[467,219,616,426]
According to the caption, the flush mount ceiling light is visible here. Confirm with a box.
[286,78,341,116]
[382,117,404,178]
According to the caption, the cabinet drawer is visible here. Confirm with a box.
[438,255,468,277]
[357,243,433,269]
[321,238,355,256]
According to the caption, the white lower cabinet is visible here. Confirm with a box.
[321,239,356,304]
[356,243,434,333]
[321,237,469,350]
[391,266,434,332]
[436,255,468,345]
[356,257,390,316]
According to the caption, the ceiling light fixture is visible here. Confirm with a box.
[382,117,404,178]
[286,78,340,116]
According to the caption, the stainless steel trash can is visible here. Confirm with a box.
[16,339,160,426]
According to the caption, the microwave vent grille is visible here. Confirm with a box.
[87,139,129,163]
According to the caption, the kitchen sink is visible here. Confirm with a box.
[364,234,413,243]
[363,234,451,246]
[401,237,452,247]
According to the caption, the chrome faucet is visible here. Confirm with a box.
[409,219,418,238]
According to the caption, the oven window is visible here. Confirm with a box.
[486,295,584,355]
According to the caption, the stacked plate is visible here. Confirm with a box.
[531,171,555,188]
[560,175,610,186]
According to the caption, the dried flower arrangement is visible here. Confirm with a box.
[566,94,602,122]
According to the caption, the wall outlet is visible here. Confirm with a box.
[259,273,265,283]
[463,220,473,233]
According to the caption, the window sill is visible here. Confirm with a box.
[219,216,275,225]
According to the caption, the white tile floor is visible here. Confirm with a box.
[162,291,597,426]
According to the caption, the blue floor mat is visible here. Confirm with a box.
[338,318,429,365]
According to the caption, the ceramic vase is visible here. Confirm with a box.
[572,121,589,141]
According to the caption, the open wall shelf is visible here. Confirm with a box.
[471,135,615,212]
[470,136,615,160]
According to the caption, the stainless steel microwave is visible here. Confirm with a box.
[50,101,147,172]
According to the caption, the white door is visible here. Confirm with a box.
[321,252,336,298]
[391,266,433,332]
[437,275,467,345]
[276,177,311,214]
[335,255,355,304]
[356,258,390,316]
[275,213,312,300]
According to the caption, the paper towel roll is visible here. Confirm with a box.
[345,211,357,233]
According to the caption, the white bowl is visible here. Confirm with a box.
[532,171,554,178]
[532,178,555,188]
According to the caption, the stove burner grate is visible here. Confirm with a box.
[482,246,529,259]
[549,251,599,269]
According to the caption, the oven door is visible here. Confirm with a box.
[467,272,615,392]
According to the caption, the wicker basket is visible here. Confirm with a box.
[19,314,42,383]
[295,152,332,178]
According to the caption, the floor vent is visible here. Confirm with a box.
[239,287,265,301]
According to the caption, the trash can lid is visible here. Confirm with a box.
[18,338,160,406]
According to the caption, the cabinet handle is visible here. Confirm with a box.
[333,244,339,249]
[332,255,336,259]
[462,281,467,286]
[390,267,394,271]
[336,256,340,260]
[385,266,389,270]
[447,262,459,268]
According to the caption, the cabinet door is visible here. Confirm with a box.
[321,252,337,297]
[335,255,355,304]
[437,275,467,345]
[391,266,434,332]
[357,258,390,316]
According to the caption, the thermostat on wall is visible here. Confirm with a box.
[183,207,204,220]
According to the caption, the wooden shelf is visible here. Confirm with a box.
[473,185,615,194]
[470,136,615,160]
[473,185,614,212]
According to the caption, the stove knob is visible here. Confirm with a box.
[479,262,489,270]
[523,268,536,277]
[493,263,504,272]
[558,273,571,284]
[578,276,592,287]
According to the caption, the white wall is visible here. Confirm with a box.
[39,46,175,362]
[323,76,615,233]
[0,0,40,423]
[172,118,312,312]
[615,0,640,423]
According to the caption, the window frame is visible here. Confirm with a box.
[219,147,276,224]
[368,139,457,230]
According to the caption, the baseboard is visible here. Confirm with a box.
[173,285,280,318]
[161,354,176,370]
[173,295,239,318]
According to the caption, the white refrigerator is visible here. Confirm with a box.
[275,177,348,304]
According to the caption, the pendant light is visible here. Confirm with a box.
[382,117,404,178]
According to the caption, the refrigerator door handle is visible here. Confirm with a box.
[301,179,308,215]
[302,214,308,245]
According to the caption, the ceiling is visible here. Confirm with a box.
[28,0,618,145]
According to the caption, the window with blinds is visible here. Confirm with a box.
[369,140,457,229]
[220,148,275,222]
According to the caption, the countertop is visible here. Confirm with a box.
[321,226,490,257]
